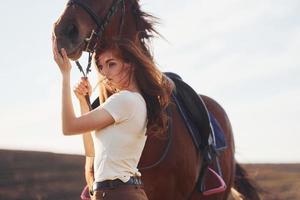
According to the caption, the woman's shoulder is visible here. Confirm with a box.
[107,90,145,105]
[119,90,145,104]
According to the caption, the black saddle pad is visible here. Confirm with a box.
[164,72,226,151]
[164,72,211,149]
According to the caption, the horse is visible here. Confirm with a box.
[53,0,260,199]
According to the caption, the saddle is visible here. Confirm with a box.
[164,72,227,195]
[164,72,227,151]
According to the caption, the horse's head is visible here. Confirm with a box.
[53,0,157,60]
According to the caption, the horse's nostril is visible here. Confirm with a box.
[64,24,78,40]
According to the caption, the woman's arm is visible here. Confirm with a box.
[85,156,95,193]
[61,74,114,135]
[79,101,95,156]
[52,36,114,136]
[79,101,95,191]
[53,37,96,192]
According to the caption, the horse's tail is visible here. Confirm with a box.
[233,163,262,200]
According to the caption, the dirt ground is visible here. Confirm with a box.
[243,163,300,200]
[0,150,299,200]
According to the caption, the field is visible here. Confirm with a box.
[242,163,300,200]
[0,150,299,200]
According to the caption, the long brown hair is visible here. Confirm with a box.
[94,38,173,138]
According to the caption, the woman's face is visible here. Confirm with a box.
[96,50,132,89]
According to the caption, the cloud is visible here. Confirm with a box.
[232,88,300,163]
[0,78,85,155]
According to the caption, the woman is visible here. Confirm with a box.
[52,37,173,200]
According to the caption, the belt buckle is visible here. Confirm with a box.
[92,182,97,191]
[132,176,141,185]
[132,177,137,184]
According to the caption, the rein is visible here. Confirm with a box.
[139,104,173,171]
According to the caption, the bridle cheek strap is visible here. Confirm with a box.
[67,0,103,27]
[66,0,126,87]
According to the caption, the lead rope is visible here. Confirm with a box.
[74,52,93,111]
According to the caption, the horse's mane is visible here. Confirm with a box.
[129,0,162,58]
[131,1,159,39]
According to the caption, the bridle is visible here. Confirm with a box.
[67,0,126,78]
[66,0,125,109]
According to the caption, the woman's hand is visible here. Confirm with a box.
[73,77,92,103]
[52,35,72,75]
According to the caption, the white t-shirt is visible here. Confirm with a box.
[92,90,148,183]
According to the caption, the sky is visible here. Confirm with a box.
[0,0,299,163]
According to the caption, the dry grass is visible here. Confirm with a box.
[242,164,300,200]
[0,150,86,200]
[0,150,299,200]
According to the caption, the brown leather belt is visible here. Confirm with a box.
[92,176,143,191]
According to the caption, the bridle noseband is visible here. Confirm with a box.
[67,0,126,77]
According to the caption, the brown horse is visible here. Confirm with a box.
[53,1,260,199]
